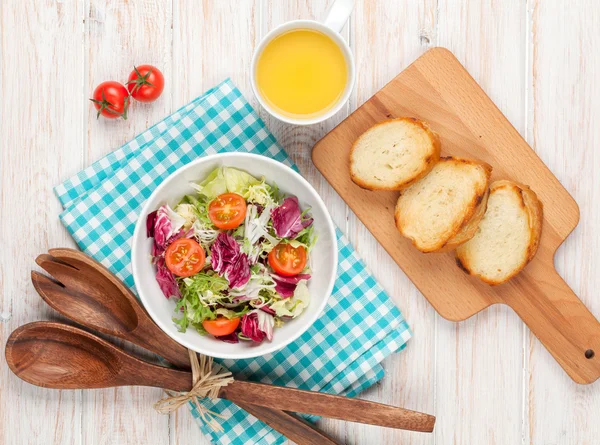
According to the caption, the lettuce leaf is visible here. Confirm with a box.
[191,167,261,200]
[181,272,229,297]
[246,182,277,206]
[172,272,230,333]
[179,194,213,227]
[291,224,318,252]
[215,307,249,319]
[224,167,260,195]
[174,203,197,230]
[270,281,310,318]
[230,262,277,303]
[191,167,228,199]
[241,204,280,263]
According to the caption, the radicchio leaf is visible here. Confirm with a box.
[271,196,313,238]
[211,232,250,289]
[153,206,175,248]
[232,295,254,304]
[152,227,194,258]
[259,305,276,316]
[155,257,181,299]
[215,332,240,344]
[211,232,240,274]
[240,311,274,342]
[150,205,187,256]
[256,310,274,341]
[146,210,158,237]
[271,273,311,298]
[226,251,251,289]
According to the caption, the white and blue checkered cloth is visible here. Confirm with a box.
[55,79,411,445]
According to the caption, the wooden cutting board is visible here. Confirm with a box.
[312,47,600,384]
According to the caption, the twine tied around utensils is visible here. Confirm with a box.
[154,350,234,432]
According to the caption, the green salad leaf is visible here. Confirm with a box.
[215,307,251,319]
[290,224,318,252]
[191,167,263,200]
[179,194,213,227]
[172,272,230,332]
[192,168,228,198]
[224,167,261,195]
[270,281,310,318]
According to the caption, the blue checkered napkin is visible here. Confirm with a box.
[55,79,411,445]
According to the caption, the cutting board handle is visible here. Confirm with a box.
[503,267,600,384]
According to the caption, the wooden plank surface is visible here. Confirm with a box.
[82,1,174,444]
[433,2,527,444]
[345,2,438,445]
[1,0,600,444]
[0,1,85,444]
[527,1,600,444]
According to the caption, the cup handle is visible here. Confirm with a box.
[323,0,355,33]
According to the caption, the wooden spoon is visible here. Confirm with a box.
[32,249,340,444]
[33,248,190,369]
[6,322,435,432]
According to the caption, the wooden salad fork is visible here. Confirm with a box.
[32,248,339,444]
[33,249,191,369]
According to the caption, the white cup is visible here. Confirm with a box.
[250,0,355,126]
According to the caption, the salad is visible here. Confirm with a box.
[146,166,317,344]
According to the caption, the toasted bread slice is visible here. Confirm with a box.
[438,186,490,252]
[455,180,543,285]
[350,118,441,191]
[394,157,492,252]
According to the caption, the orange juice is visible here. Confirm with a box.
[256,29,348,119]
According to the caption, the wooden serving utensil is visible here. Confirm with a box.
[6,322,436,433]
[32,249,340,444]
[32,248,191,370]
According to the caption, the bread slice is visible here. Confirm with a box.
[455,180,543,285]
[439,186,490,252]
[350,118,441,191]
[394,157,492,252]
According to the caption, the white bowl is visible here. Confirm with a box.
[131,153,337,360]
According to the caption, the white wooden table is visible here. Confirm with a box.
[1,1,599,444]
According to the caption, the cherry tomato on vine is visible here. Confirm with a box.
[90,81,130,120]
[127,65,165,103]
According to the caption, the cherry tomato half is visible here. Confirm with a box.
[90,81,130,119]
[127,65,165,103]
[202,317,240,337]
[165,238,205,277]
[268,243,307,277]
[208,193,247,230]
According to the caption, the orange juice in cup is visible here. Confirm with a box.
[251,0,355,125]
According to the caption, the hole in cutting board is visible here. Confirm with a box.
[585,349,595,359]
